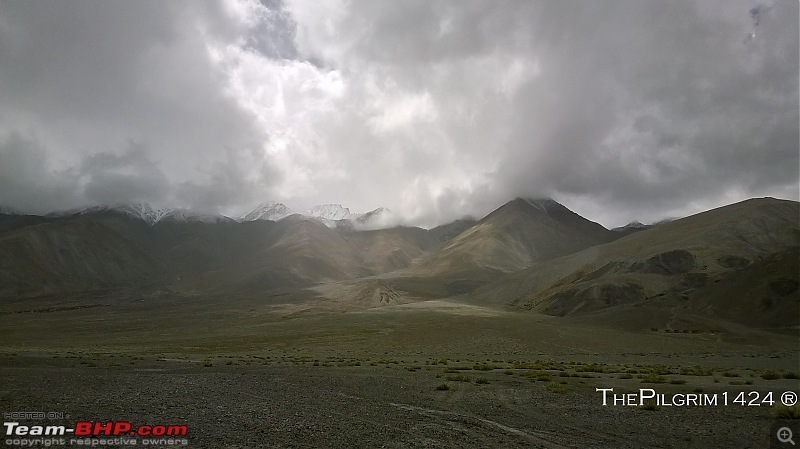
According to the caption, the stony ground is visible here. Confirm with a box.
[2,353,798,448]
[2,296,798,448]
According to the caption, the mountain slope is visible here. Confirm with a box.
[243,202,297,221]
[341,226,437,273]
[470,197,800,328]
[405,198,617,276]
[0,213,166,296]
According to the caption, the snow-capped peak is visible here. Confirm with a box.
[62,202,168,224]
[243,202,296,222]
[353,207,397,230]
[158,208,234,224]
[308,204,351,221]
[51,202,232,225]
[242,201,397,229]
[622,221,646,229]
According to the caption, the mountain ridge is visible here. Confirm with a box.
[1,196,797,330]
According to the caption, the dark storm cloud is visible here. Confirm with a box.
[79,144,170,206]
[0,132,80,213]
[0,0,796,227]
[0,0,280,214]
[281,0,797,226]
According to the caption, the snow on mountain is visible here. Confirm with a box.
[308,204,352,221]
[243,202,296,222]
[117,202,168,223]
[524,198,565,215]
[243,201,398,229]
[353,207,397,230]
[615,220,647,230]
[57,202,164,224]
[158,208,236,224]
[49,202,232,225]
[611,220,653,236]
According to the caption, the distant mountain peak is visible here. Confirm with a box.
[65,202,167,224]
[243,202,296,222]
[243,201,396,229]
[158,208,235,224]
[522,197,566,214]
[50,202,232,225]
[308,204,352,221]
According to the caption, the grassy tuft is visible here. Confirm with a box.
[773,404,800,419]
[446,374,471,382]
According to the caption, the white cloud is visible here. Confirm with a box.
[0,0,796,228]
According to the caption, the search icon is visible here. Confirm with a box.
[778,427,795,446]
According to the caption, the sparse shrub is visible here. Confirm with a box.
[641,402,659,411]
[648,366,673,375]
[773,405,800,419]
[536,373,552,382]
[473,363,496,371]
[680,366,713,376]
[446,374,470,382]
[581,364,605,373]
[784,372,800,380]
[475,378,490,385]
[435,383,450,391]
[546,382,567,394]
[761,371,781,380]
[669,379,686,385]
[620,373,633,379]
[722,371,740,378]
[640,374,667,384]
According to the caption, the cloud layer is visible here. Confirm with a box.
[0,0,797,227]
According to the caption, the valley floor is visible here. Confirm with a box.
[1,294,798,448]
[2,354,798,448]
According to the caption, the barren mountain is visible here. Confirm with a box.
[402,198,617,280]
[2,197,797,331]
[0,211,165,296]
[470,197,799,329]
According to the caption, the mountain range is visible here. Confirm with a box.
[1,196,797,330]
[51,201,398,230]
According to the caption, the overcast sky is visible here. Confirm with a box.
[0,0,797,228]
